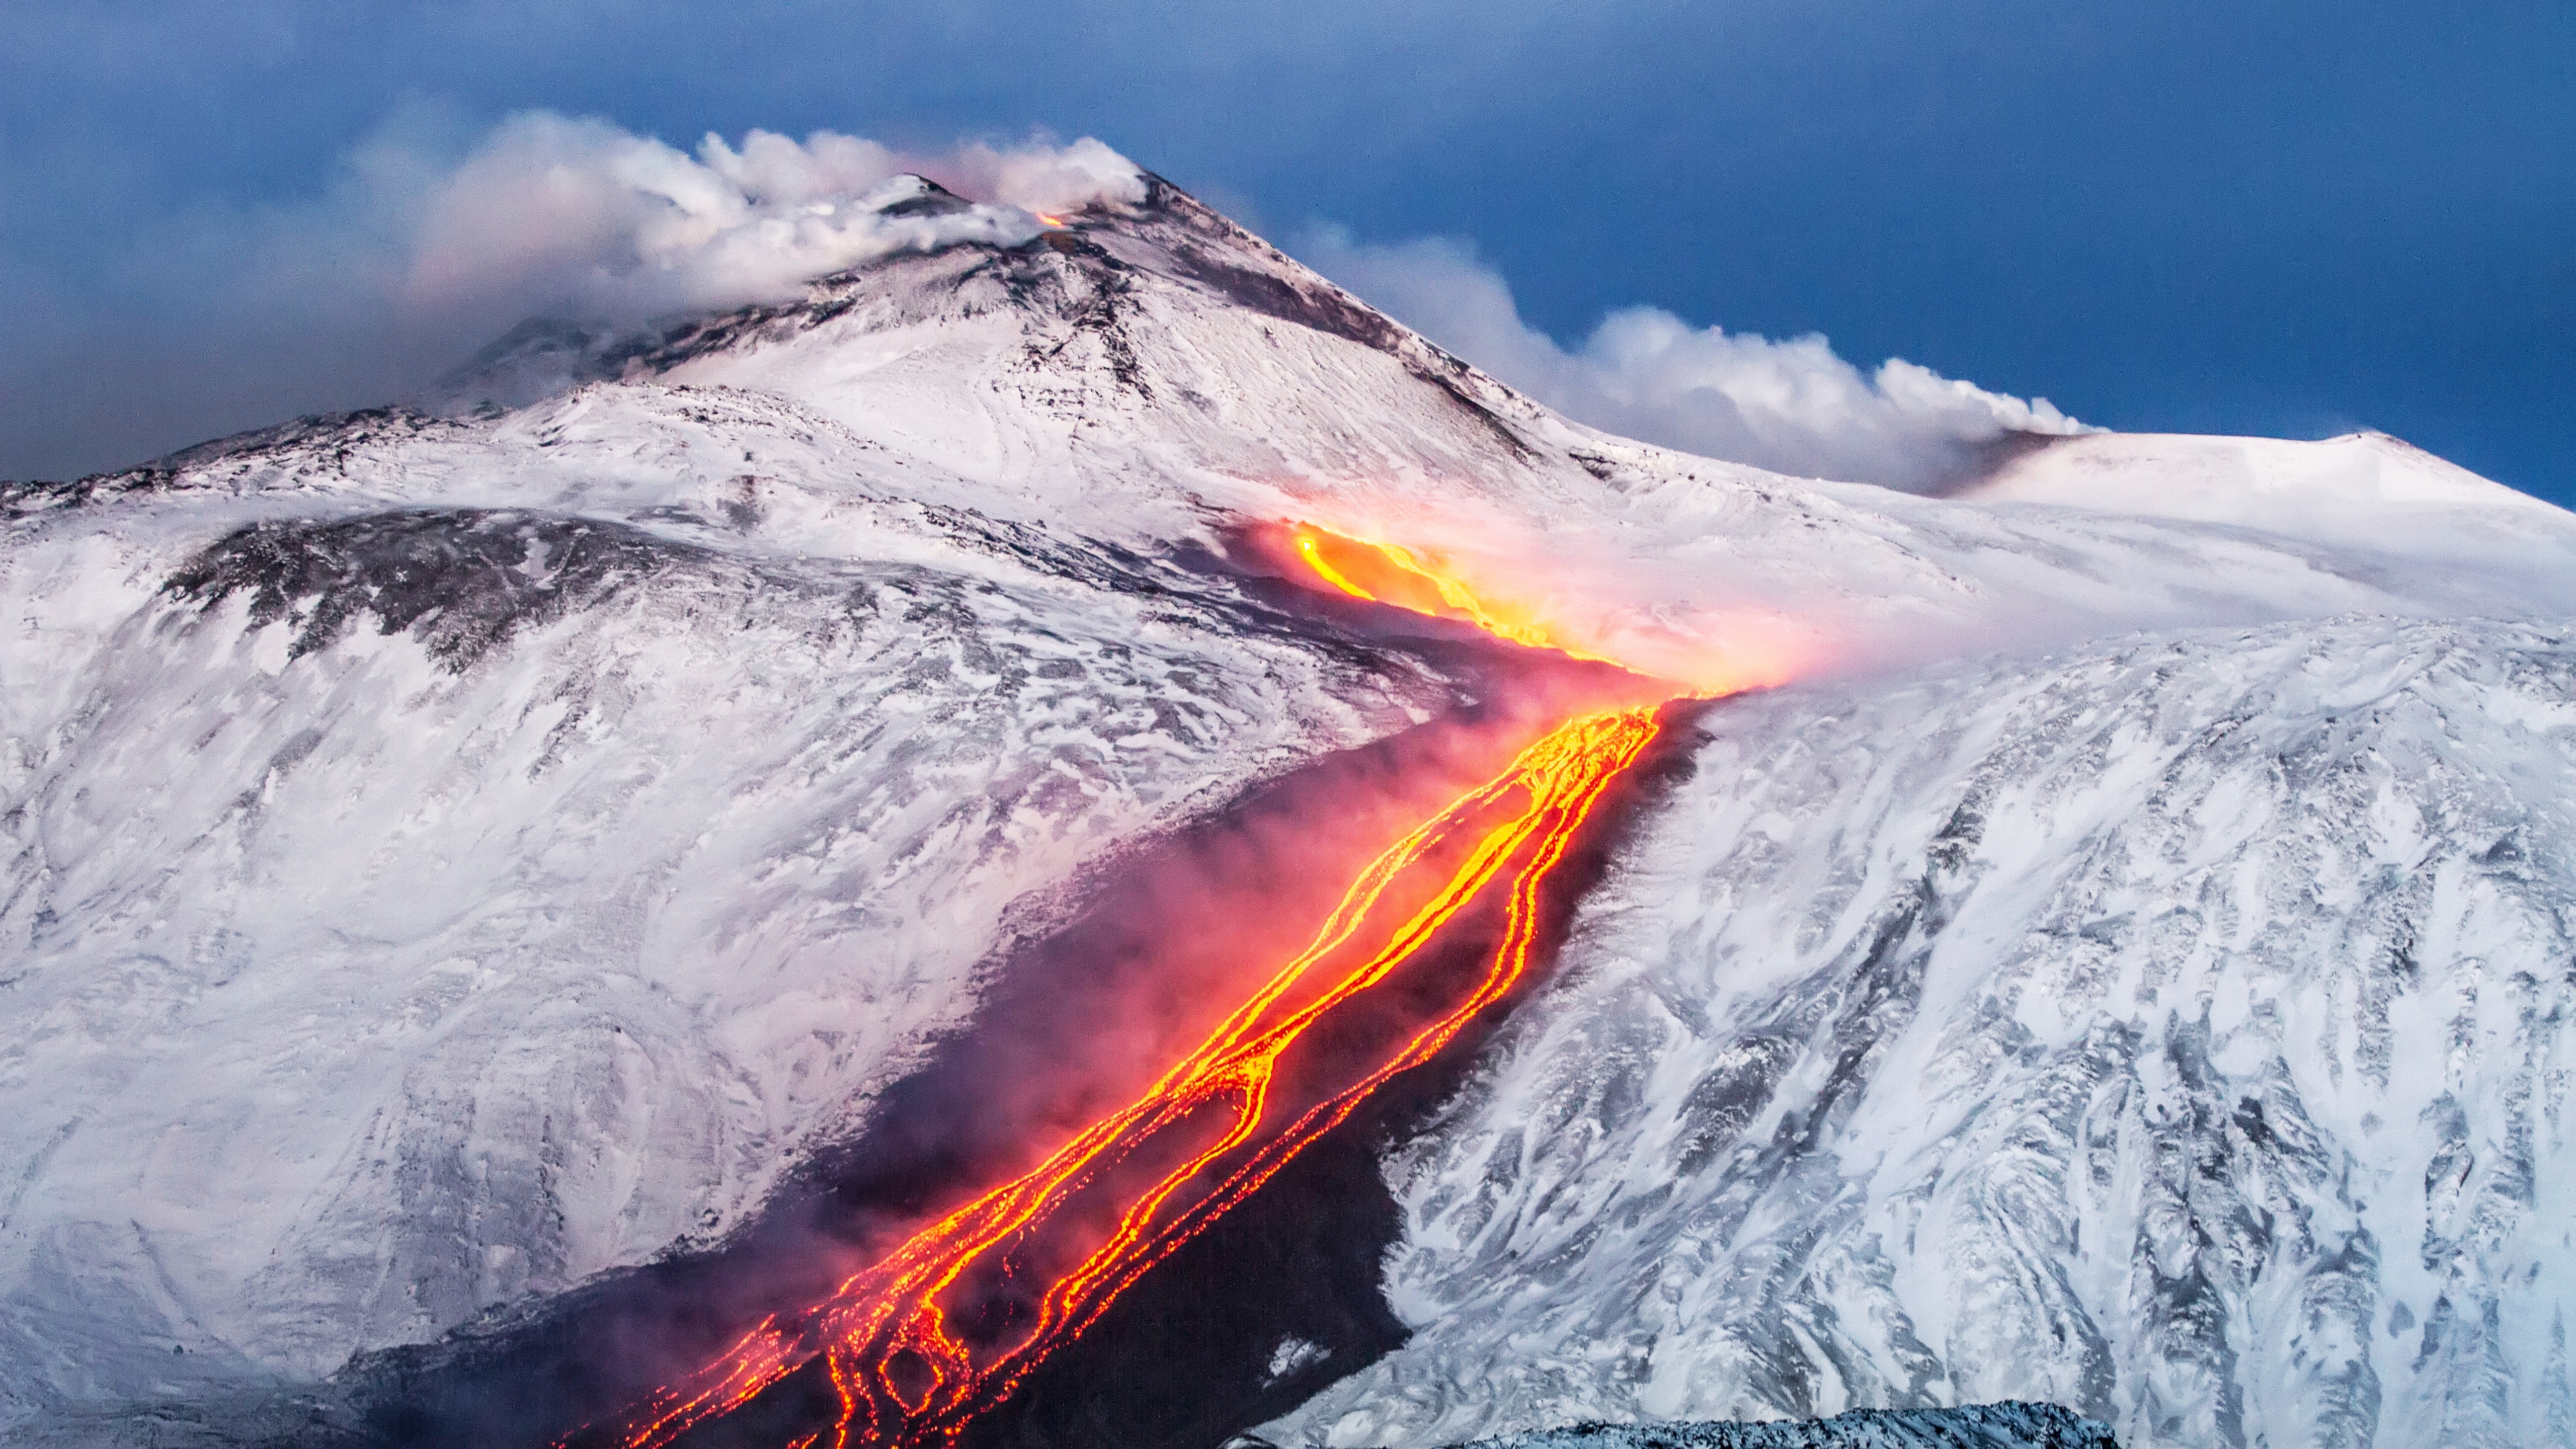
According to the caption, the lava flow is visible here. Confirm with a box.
[1290,527,1613,663]
[570,527,1694,1449]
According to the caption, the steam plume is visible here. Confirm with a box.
[1295,228,2092,492]
[405,115,1147,322]
[0,114,1148,481]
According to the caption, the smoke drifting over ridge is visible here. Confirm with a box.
[1294,228,2093,493]
[0,115,1148,482]
[405,116,1146,323]
[3,109,2076,492]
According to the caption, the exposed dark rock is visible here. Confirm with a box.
[163,509,706,669]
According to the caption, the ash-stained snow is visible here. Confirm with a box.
[1265,619,2576,1449]
[5,168,2576,1445]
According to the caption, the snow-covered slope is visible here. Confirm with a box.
[1962,430,2557,546]
[3,167,2574,1445]
[1268,618,2576,1449]
[0,454,1448,1419]
[1429,1402,2116,1449]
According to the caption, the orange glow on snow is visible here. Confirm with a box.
[1286,522,1804,697]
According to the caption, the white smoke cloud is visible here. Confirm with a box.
[7,107,2067,494]
[0,113,1149,479]
[1293,228,2092,492]
[404,114,1147,322]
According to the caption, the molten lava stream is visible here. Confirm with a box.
[1288,526,1615,665]
[571,705,1666,1449]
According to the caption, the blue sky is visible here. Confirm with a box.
[6,1,2571,503]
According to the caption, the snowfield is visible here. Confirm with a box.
[3,170,2574,1446]
[1268,618,2576,1449]
[0,457,1446,1416]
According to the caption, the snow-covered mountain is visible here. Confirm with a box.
[3,169,2573,1447]
[1269,617,2576,1449]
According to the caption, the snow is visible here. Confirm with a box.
[1959,429,2569,556]
[0,406,1449,1422]
[5,171,2576,1444]
[1265,619,2576,1449]
[1426,1401,2115,1448]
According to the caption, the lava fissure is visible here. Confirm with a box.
[570,706,1663,1449]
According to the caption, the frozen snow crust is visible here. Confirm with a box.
[1428,1400,2115,1448]
[5,172,2576,1444]
[1268,619,2576,1449]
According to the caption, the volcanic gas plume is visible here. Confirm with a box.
[557,526,1715,1449]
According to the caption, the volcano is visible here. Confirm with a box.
[5,168,2576,1449]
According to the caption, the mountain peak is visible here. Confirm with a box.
[867,172,975,218]
[422,171,1423,419]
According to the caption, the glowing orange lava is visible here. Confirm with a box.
[1290,527,1617,665]
[1285,523,1813,699]
[575,708,1661,1449]
[569,527,1701,1449]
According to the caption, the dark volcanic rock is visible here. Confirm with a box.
[164,509,704,668]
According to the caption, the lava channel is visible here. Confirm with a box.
[1288,525,1614,664]
[567,526,1697,1449]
